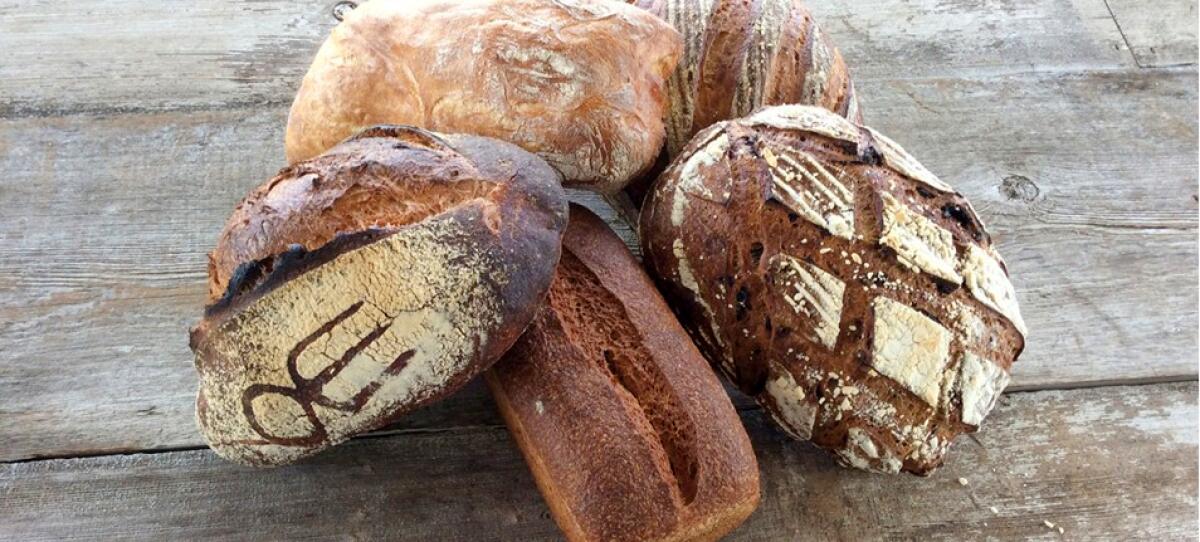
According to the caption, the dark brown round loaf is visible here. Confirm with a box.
[190,125,568,466]
[640,105,1026,475]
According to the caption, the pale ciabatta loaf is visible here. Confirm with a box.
[190,125,568,466]
[640,105,1026,475]
[620,0,860,205]
[487,205,760,542]
[285,0,682,194]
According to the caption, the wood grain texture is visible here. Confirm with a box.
[1104,0,1198,68]
[0,69,1195,462]
[0,0,334,117]
[0,1,1195,539]
[2,383,1195,541]
[858,68,1200,390]
[807,0,1137,82]
[0,0,1171,117]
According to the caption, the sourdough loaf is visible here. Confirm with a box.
[191,125,568,466]
[487,205,760,541]
[640,105,1025,475]
[621,0,860,204]
[632,0,860,156]
[285,0,682,194]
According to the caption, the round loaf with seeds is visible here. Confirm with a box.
[286,0,682,194]
[190,125,568,466]
[640,105,1026,475]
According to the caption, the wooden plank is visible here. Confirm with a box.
[0,107,630,462]
[808,0,1136,82]
[2,383,1195,540]
[0,0,334,117]
[1105,0,1198,68]
[858,68,1200,389]
[0,0,1153,117]
[1,67,1195,461]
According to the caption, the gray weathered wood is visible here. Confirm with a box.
[1105,0,1198,68]
[1,67,1195,462]
[0,0,335,117]
[1,383,1195,541]
[0,0,1172,117]
[810,0,1138,82]
[0,0,1196,537]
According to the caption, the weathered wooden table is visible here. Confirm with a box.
[2,0,1197,539]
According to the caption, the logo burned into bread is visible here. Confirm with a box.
[238,301,420,447]
[191,126,569,466]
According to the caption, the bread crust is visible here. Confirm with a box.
[641,105,1025,475]
[191,126,568,466]
[285,0,682,194]
[621,0,860,204]
[629,0,859,156]
[487,205,759,541]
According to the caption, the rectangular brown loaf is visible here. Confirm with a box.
[486,204,760,542]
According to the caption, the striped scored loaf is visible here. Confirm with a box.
[622,0,861,204]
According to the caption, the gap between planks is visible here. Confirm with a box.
[4,65,1197,121]
[4,376,1195,466]
[1,382,1194,541]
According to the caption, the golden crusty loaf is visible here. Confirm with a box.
[640,105,1025,475]
[191,125,568,466]
[285,0,682,194]
[487,205,760,542]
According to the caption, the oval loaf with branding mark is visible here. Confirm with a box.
[191,125,568,466]
[285,0,683,194]
[641,105,1026,475]
[487,205,759,541]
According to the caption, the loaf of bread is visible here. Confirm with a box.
[628,0,860,157]
[190,125,568,466]
[487,205,760,541]
[285,0,682,194]
[640,105,1025,475]
[617,0,860,206]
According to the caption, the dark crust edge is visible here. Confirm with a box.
[203,228,396,321]
[190,124,569,463]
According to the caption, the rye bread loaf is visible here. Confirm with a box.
[190,125,568,466]
[487,205,760,541]
[640,105,1026,475]
[620,0,860,205]
[285,0,682,194]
